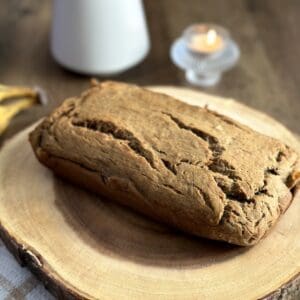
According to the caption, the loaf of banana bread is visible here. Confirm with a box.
[29,81,300,246]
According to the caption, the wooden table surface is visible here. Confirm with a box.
[1,0,300,145]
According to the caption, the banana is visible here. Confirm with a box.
[0,84,39,135]
[0,84,37,102]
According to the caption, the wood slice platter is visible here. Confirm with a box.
[0,87,300,300]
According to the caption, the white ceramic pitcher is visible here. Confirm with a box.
[51,0,150,75]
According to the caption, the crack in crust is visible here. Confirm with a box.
[72,119,157,170]
[162,112,249,201]
[161,159,177,175]
[162,112,224,156]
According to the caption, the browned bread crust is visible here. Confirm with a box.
[29,81,300,246]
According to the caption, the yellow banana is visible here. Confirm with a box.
[0,84,37,103]
[0,84,39,136]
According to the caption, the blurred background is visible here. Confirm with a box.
[0,0,299,143]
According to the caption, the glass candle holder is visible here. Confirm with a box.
[170,23,240,87]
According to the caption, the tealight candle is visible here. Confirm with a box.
[170,23,240,87]
[184,24,229,57]
[188,29,224,54]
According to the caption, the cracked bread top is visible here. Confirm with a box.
[30,81,300,246]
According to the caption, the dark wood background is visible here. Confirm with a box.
[1,0,299,144]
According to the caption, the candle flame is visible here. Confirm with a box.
[206,29,217,45]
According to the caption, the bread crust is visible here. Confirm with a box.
[29,81,300,246]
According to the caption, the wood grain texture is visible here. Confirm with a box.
[0,87,299,300]
[0,0,300,145]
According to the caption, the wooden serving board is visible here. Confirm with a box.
[0,87,299,300]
